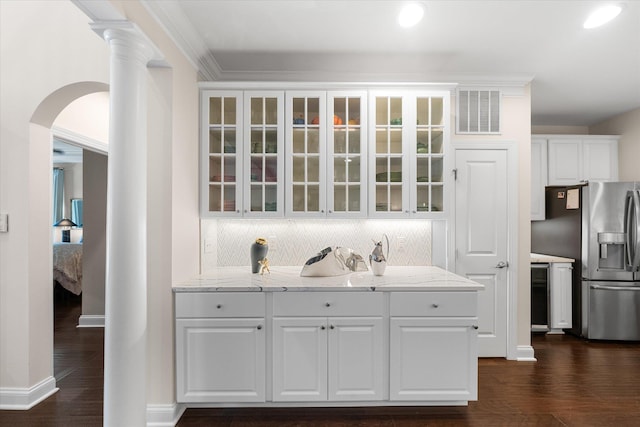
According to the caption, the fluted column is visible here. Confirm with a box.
[92,22,156,427]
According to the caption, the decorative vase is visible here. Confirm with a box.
[251,238,269,273]
[369,234,389,276]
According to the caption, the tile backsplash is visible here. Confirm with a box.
[201,219,434,272]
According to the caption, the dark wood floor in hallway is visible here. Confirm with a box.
[1,294,639,426]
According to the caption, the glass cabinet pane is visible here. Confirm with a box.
[223,98,236,125]
[209,185,222,211]
[209,98,222,125]
[416,185,429,212]
[223,185,236,211]
[209,129,222,153]
[265,185,277,211]
[251,98,263,125]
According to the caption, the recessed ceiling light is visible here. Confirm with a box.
[398,3,425,28]
[583,4,623,29]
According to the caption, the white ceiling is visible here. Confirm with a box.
[144,0,640,127]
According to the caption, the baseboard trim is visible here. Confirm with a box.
[78,315,105,328]
[0,376,58,410]
[147,402,186,427]
[516,345,537,361]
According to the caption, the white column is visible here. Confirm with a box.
[99,24,154,427]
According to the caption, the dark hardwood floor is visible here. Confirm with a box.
[1,294,639,426]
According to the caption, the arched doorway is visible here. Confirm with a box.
[30,81,109,405]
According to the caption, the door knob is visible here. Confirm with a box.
[495,261,509,269]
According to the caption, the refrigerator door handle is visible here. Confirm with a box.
[624,190,640,271]
[590,284,640,291]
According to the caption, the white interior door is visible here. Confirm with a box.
[454,149,508,357]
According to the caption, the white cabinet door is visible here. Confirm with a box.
[531,137,547,220]
[273,316,383,402]
[548,139,582,185]
[286,91,327,217]
[549,263,573,331]
[327,91,368,217]
[547,136,619,185]
[583,139,618,182]
[389,318,477,401]
[176,318,265,403]
[243,91,285,217]
[272,317,328,401]
[327,317,384,401]
[201,90,244,217]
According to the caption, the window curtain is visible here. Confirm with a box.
[53,167,64,224]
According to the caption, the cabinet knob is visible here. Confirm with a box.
[257,325,262,330]
[321,210,325,213]
[412,210,417,214]
[472,325,479,330]
[328,210,333,214]
[325,302,331,307]
[216,304,222,309]
[321,325,326,330]
[330,325,335,330]
[432,303,439,308]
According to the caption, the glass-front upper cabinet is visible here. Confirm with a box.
[285,92,326,217]
[414,94,448,214]
[244,91,284,217]
[368,91,450,217]
[201,90,243,217]
[369,93,410,217]
[327,91,367,217]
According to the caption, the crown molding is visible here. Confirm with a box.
[52,126,108,155]
[141,0,222,80]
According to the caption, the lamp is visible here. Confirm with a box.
[54,218,76,243]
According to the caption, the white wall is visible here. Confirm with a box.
[0,0,110,398]
[589,107,640,181]
[0,0,200,412]
[54,92,110,144]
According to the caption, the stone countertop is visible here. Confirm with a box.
[530,253,575,263]
[173,266,484,292]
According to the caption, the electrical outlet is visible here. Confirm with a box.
[0,213,7,233]
[204,239,214,253]
[269,235,277,251]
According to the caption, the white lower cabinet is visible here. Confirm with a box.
[174,290,479,406]
[389,292,478,402]
[176,318,266,403]
[549,262,572,331]
[272,316,384,402]
[175,292,266,403]
[390,318,477,401]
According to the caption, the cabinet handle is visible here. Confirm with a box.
[321,325,326,330]
[216,304,222,309]
[432,303,439,308]
[472,325,479,330]
[325,302,331,307]
[257,325,262,330]
[330,325,335,330]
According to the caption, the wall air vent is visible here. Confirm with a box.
[457,89,501,134]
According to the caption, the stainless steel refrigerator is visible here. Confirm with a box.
[532,181,640,340]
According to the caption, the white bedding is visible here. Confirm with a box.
[53,243,82,295]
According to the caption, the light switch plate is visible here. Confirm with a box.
[0,213,7,232]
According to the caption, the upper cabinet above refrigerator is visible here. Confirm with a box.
[531,135,619,221]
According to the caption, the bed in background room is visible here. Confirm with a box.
[53,242,82,295]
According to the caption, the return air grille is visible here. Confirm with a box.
[457,89,501,134]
